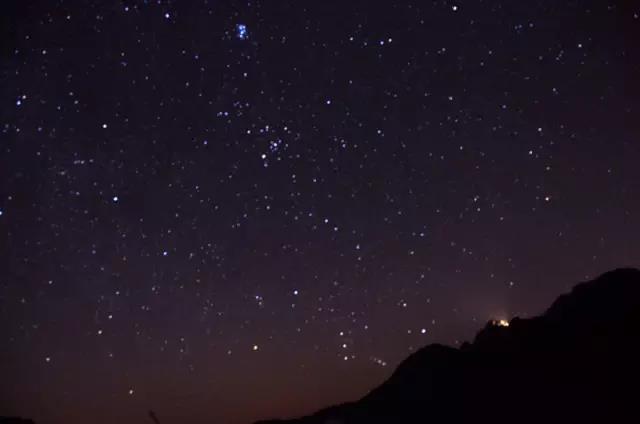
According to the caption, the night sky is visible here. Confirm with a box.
[1,1,639,423]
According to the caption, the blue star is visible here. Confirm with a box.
[236,24,248,40]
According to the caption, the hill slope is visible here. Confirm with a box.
[256,268,640,424]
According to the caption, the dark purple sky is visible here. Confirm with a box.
[1,1,639,423]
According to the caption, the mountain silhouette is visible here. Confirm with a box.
[255,268,640,424]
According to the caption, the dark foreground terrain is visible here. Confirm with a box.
[256,268,640,424]
[3,268,639,424]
